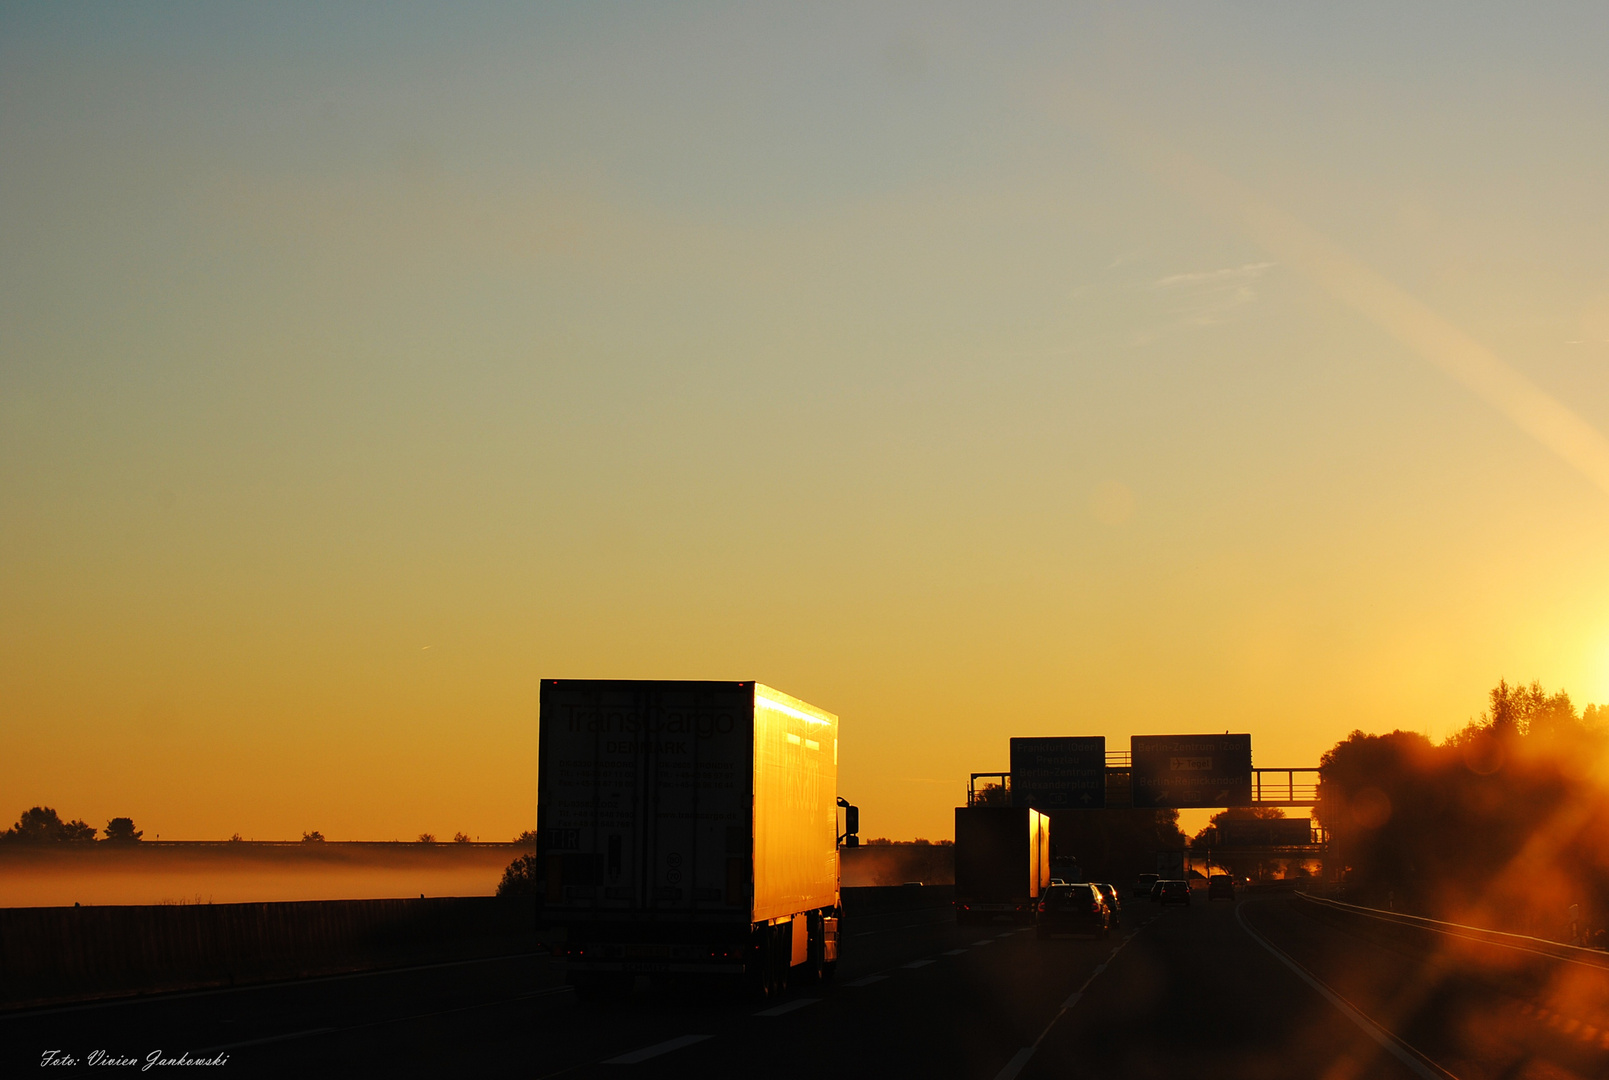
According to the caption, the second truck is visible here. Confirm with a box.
[537,679,843,998]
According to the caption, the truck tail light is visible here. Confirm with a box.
[1037,899,1048,912]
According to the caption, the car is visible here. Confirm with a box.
[1093,882,1122,928]
[1150,879,1165,903]
[1133,873,1159,901]
[1036,883,1110,939]
[1208,875,1236,901]
[1158,879,1191,906]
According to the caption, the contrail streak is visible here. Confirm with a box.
[1105,122,1609,500]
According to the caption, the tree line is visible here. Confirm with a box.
[2,807,143,843]
[1313,679,1609,942]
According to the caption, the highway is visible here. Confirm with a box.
[6,892,1599,1078]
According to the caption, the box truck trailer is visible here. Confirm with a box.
[538,680,840,999]
[953,805,1051,924]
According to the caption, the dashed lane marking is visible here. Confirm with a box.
[992,1046,1036,1080]
[195,1027,336,1053]
[602,1035,712,1065]
[754,998,820,1017]
[901,960,935,969]
[943,948,969,955]
[973,939,994,946]
[992,919,1145,1079]
[996,931,1016,938]
[844,974,889,987]
[195,986,571,1055]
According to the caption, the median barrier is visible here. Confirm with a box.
[0,896,539,1009]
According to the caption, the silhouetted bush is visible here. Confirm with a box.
[497,854,540,898]
[103,817,143,843]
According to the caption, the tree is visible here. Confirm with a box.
[515,829,537,846]
[973,783,1011,806]
[301,830,325,843]
[418,833,436,844]
[103,817,144,843]
[453,832,471,844]
[62,818,97,842]
[1314,680,1609,931]
[496,854,540,898]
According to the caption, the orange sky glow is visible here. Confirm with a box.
[4,6,1609,847]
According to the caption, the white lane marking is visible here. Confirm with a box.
[194,986,570,1055]
[844,974,888,987]
[973,939,994,947]
[195,1027,335,1053]
[992,1046,1036,1080]
[901,960,935,969]
[1234,903,1457,1080]
[996,931,1016,938]
[850,911,955,937]
[754,998,819,1017]
[1003,924,1143,1076]
[943,948,969,955]
[603,1035,712,1065]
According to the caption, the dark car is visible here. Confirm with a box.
[1093,882,1122,928]
[1133,873,1159,901]
[1150,879,1165,903]
[1208,875,1236,901]
[1158,879,1191,906]
[1036,883,1110,938]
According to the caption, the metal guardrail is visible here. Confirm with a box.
[1292,891,1609,1065]
[1294,891,1609,970]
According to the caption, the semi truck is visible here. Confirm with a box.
[538,679,841,999]
[953,805,1051,924]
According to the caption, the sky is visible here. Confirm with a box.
[3,2,1608,844]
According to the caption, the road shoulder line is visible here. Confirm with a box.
[1234,901,1457,1080]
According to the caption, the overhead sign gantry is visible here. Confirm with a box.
[1130,734,1253,808]
[1009,736,1106,809]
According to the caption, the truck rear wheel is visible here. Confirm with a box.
[746,923,787,1000]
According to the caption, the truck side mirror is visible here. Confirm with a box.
[845,805,859,838]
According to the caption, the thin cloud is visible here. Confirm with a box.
[1153,261,1275,325]
[1154,262,1274,288]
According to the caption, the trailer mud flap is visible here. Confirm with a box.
[791,916,809,966]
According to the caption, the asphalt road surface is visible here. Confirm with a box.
[5,893,1596,1078]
